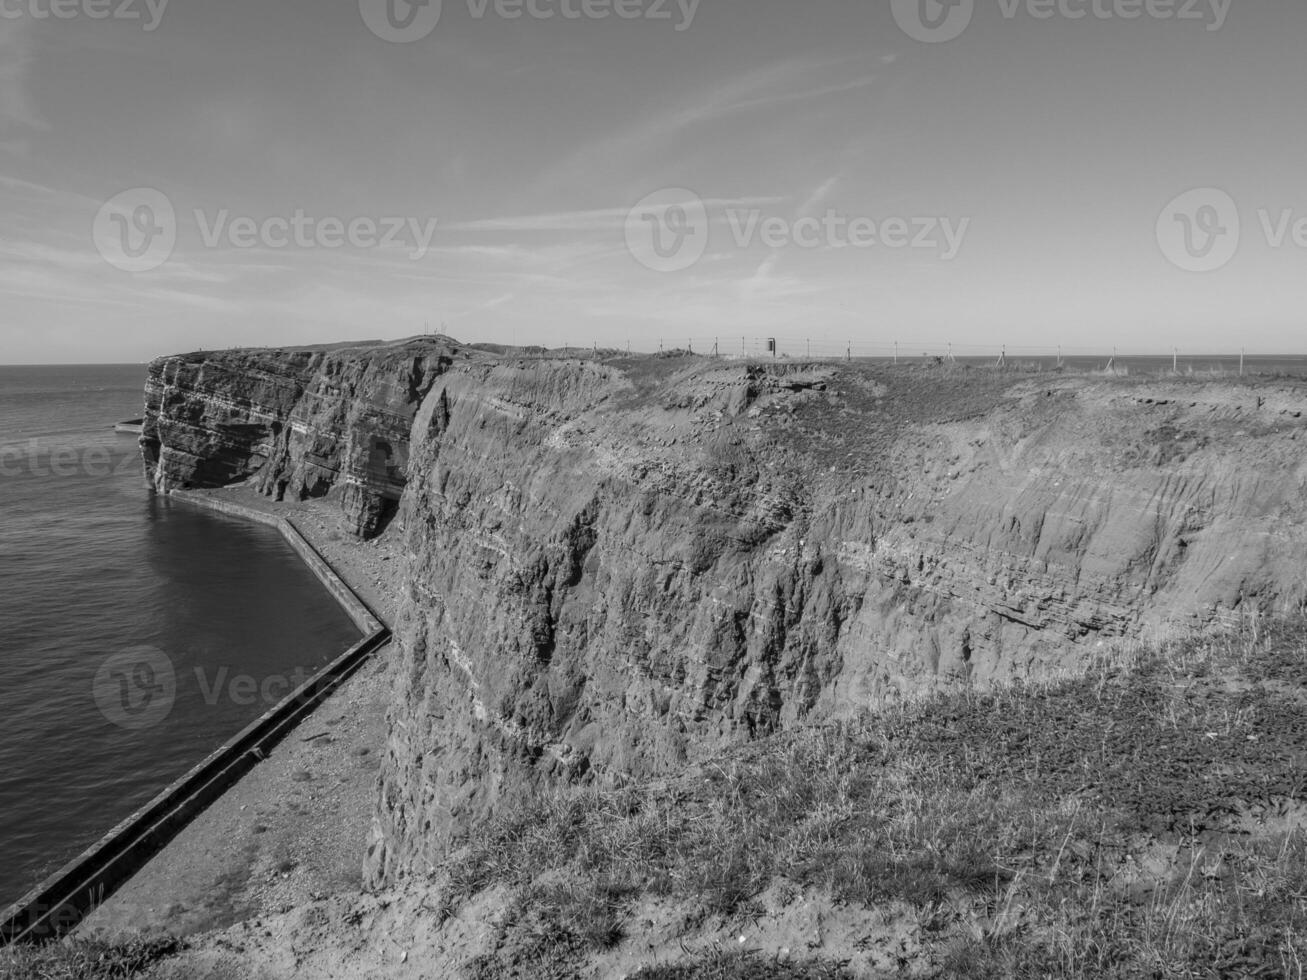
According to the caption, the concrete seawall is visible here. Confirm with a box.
[0,490,390,945]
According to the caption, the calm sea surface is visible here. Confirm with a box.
[0,364,359,908]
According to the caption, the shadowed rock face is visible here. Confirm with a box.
[362,354,1307,884]
[137,342,1307,885]
[140,340,454,538]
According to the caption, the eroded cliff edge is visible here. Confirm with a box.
[141,339,453,538]
[137,341,1307,889]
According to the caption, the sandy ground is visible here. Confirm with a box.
[79,487,404,941]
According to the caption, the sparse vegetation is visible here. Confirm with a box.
[943,829,1307,978]
[439,614,1307,977]
[0,937,180,980]
[631,949,856,979]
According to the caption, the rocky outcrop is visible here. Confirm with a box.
[362,356,1307,884]
[137,342,1307,886]
[140,340,455,537]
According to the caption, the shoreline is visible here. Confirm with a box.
[76,486,405,942]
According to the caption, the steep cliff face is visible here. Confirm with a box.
[138,343,1307,885]
[362,356,1307,884]
[141,340,454,537]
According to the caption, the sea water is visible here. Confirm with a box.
[0,365,359,907]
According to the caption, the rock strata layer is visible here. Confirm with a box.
[137,341,1307,885]
[141,340,452,537]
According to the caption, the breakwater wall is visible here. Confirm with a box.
[0,491,390,945]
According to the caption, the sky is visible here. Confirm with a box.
[2,0,1306,363]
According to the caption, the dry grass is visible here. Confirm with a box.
[439,614,1307,977]
[0,937,180,980]
[944,829,1307,978]
[439,731,1048,924]
[631,948,856,979]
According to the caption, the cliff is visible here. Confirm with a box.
[137,341,1307,888]
[140,339,455,538]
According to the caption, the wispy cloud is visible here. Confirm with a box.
[442,198,780,234]
[0,174,64,198]
[540,56,885,188]
[797,175,841,218]
[740,253,781,301]
[716,72,880,116]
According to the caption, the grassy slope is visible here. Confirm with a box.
[4,615,1304,979]
[447,615,1307,978]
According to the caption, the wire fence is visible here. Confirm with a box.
[529,337,1307,377]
